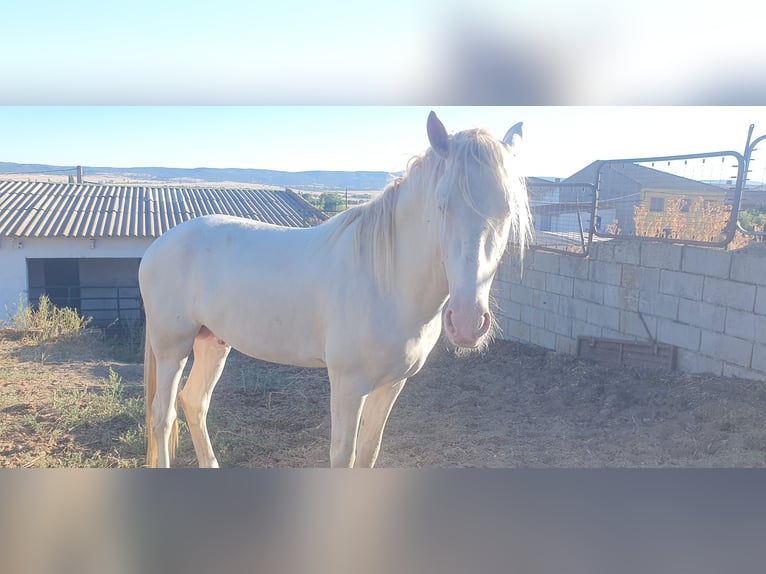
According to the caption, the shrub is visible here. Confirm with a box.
[9,294,92,342]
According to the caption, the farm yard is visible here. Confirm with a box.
[2,113,766,471]
[2,327,766,468]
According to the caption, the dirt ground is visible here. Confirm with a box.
[166,337,766,467]
[3,333,766,467]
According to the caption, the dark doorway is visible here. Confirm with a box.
[28,258,81,310]
[27,258,143,325]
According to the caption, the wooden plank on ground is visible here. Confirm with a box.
[576,336,675,370]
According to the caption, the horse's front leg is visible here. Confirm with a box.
[355,379,406,468]
[327,370,368,468]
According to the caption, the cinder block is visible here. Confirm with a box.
[520,304,545,328]
[494,315,511,339]
[638,291,679,320]
[559,255,589,279]
[620,310,657,340]
[555,335,576,355]
[681,246,731,278]
[529,325,557,350]
[571,319,602,339]
[503,261,525,283]
[530,250,560,274]
[723,363,766,382]
[531,289,559,311]
[724,308,757,340]
[751,343,766,372]
[730,249,766,286]
[700,331,753,366]
[589,259,623,286]
[622,265,660,292]
[559,298,588,321]
[520,269,546,289]
[656,317,701,352]
[640,242,683,270]
[659,269,704,300]
[545,274,574,297]
[498,300,521,321]
[573,278,604,304]
[585,301,620,331]
[545,310,572,337]
[590,241,614,261]
[677,299,725,332]
[612,240,641,265]
[509,284,534,306]
[603,285,639,311]
[756,287,766,316]
[702,277,756,311]
[675,349,724,376]
[503,319,530,342]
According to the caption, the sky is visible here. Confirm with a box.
[0,107,764,179]
[3,1,765,106]
[1,2,764,179]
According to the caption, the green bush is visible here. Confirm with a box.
[9,294,92,342]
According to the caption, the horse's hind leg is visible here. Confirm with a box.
[178,327,231,468]
[152,354,189,467]
[355,379,406,468]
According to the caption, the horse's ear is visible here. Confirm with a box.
[427,111,450,159]
[502,122,523,148]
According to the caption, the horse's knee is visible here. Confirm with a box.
[152,402,176,431]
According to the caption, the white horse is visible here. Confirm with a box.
[140,111,532,468]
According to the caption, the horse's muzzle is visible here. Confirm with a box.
[444,307,492,348]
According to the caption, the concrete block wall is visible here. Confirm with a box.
[493,240,766,382]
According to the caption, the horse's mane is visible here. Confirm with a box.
[320,128,531,291]
[319,147,443,290]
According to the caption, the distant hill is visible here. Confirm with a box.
[0,162,397,192]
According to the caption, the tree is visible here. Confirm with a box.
[319,192,344,213]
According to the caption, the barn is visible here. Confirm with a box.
[0,180,326,325]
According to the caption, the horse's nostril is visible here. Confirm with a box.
[479,312,491,335]
[445,309,455,331]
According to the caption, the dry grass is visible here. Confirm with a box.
[633,196,728,243]
[0,329,329,468]
[0,330,146,467]
[632,196,764,250]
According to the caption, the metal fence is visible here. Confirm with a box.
[527,180,597,256]
[27,284,143,326]
[738,128,766,240]
[529,124,766,255]
[590,150,743,248]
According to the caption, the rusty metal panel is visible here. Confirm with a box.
[576,336,676,370]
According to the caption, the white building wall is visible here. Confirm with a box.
[0,236,153,322]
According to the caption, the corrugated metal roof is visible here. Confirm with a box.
[0,180,327,238]
[564,161,728,195]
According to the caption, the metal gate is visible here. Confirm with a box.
[529,124,766,254]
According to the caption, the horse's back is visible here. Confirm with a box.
[139,214,330,366]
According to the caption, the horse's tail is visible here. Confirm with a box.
[144,327,179,467]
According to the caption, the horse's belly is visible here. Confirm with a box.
[234,337,327,369]
[205,308,327,369]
